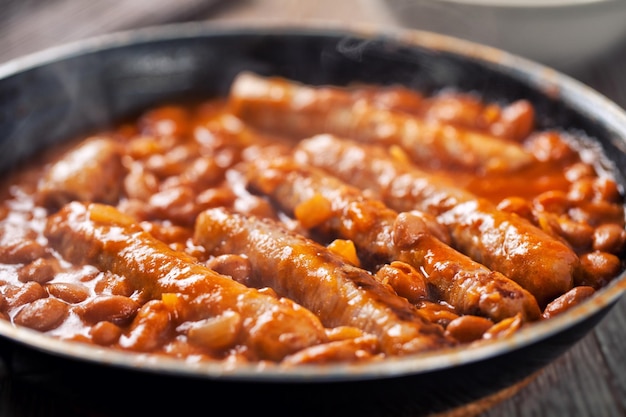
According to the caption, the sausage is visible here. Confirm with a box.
[44,201,328,362]
[246,155,541,322]
[229,72,534,173]
[194,207,456,355]
[295,134,579,307]
[36,137,126,209]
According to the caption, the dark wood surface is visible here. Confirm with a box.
[1,1,625,416]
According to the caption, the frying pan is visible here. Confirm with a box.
[0,22,624,417]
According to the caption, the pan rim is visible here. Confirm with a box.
[0,20,625,383]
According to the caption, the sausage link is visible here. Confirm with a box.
[36,137,125,209]
[230,72,534,173]
[295,135,578,307]
[44,201,328,362]
[194,207,456,355]
[246,155,541,322]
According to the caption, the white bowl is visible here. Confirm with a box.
[383,0,626,74]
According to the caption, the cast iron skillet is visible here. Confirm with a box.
[0,22,625,416]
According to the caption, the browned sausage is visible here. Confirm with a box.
[295,134,579,307]
[36,137,125,209]
[194,207,456,355]
[229,72,534,173]
[246,156,541,322]
[44,201,328,362]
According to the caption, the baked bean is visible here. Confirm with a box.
[13,298,69,331]
[537,211,595,250]
[93,272,134,297]
[5,281,47,310]
[496,197,534,222]
[423,93,485,128]
[119,300,172,352]
[78,294,139,325]
[76,267,106,283]
[185,310,242,352]
[591,177,622,203]
[196,185,237,209]
[0,293,7,316]
[141,222,193,247]
[406,210,451,245]
[115,199,150,221]
[392,211,433,249]
[183,241,208,262]
[205,254,252,286]
[571,201,626,227]
[281,335,379,365]
[543,286,596,319]
[525,131,578,163]
[0,235,48,264]
[46,282,90,303]
[445,315,494,343]
[568,178,596,202]
[375,261,428,304]
[416,301,459,327]
[358,85,424,114]
[143,155,178,178]
[564,162,595,182]
[125,135,164,159]
[535,213,567,245]
[147,186,197,225]
[177,156,224,190]
[18,257,59,284]
[569,177,622,204]
[90,321,123,346]
[123,163,159,200]
[145,144,198,178]
[593,223,626,253]
[482,314,523,340]
[234,194,278,219]
[533,190,570,216]
[577,251,623,288]
[553,216,594,250]
[491,99,535,141]
[139,105,191,139]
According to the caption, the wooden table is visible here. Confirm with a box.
[1,1,625,416]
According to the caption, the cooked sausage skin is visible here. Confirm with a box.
[44,201,328,362]
[194,207,456,356]
[295,134,579,307]
[246,155,541,322]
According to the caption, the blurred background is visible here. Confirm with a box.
[2,0,626,103]
[2,0,626,76]
[0,0,393,62]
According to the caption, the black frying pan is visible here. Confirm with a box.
[0,22,624,417]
